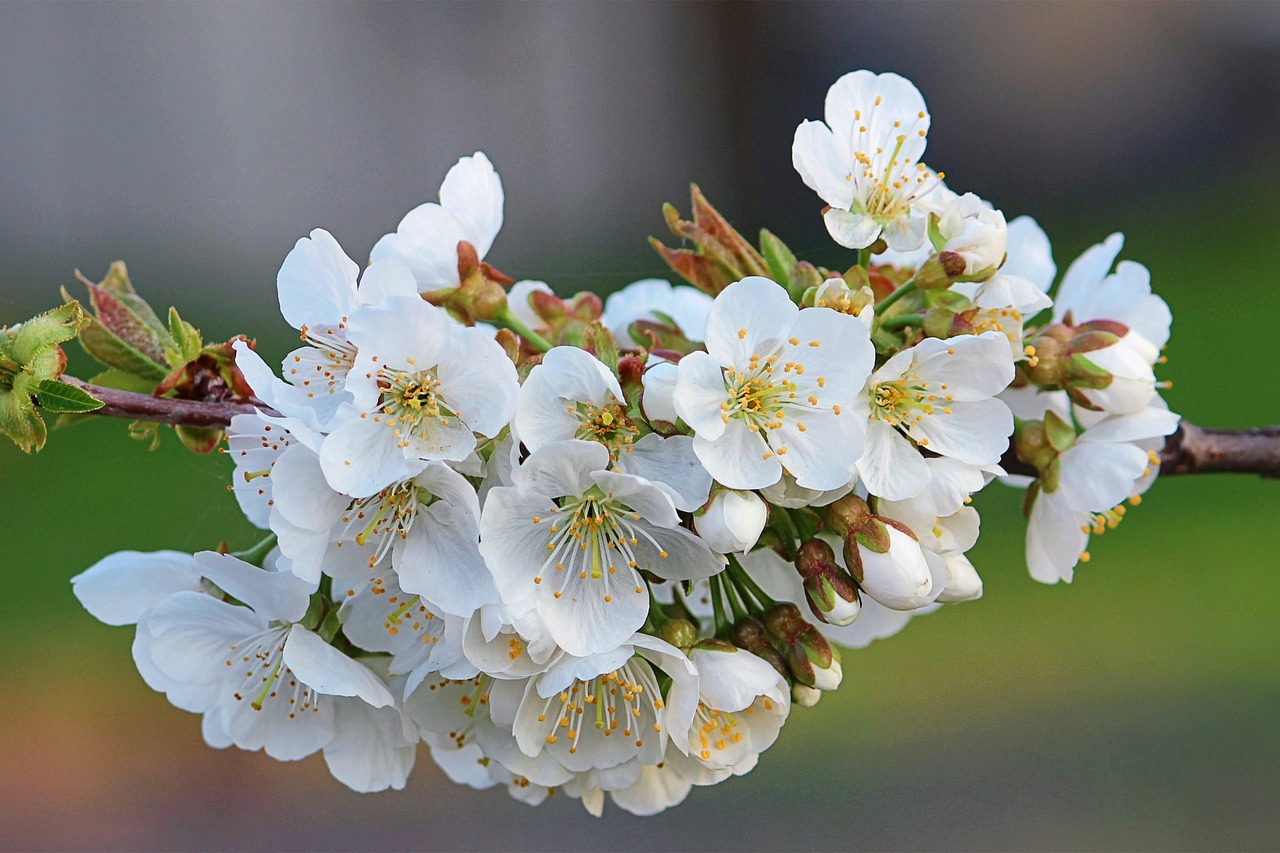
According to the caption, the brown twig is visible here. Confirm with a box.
[57,375,1280,478]
[1000,423,1280,480]
[62,377,278,429]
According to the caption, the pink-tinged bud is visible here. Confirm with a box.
[695,489,768,554]
[826,494,871,539]
[794,540,862,626]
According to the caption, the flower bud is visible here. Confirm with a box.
[935,552,984,603]
[763,603,842,691]
[850,524,936,611]
[694,489,768,554]
[658,618,699,651]
[730,615,789,681]
[794,539,862,626]
[792,683,823,707]
[825,494,871,539]
[1066,340,1156,414]
[913,251,968,290]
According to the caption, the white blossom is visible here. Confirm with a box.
[675,276,874,491]
[858,331,1014,501]
[371,152,505,293]
[603,278,713,344]
[693,488,768,554]
[515,346,710,511]
[319,295,518,497]
[479,440,724,656]
[793,70,944,250]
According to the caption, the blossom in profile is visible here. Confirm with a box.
[602,278,713,343]
[371,152,505,293]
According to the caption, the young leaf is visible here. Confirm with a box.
[34,379,104,413]
[760,229,798,294]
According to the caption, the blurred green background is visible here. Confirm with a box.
[2,2,1278,850]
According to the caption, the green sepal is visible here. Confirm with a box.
[317,605,344,644]
[1043,410,1078,454]
[927,211,948,253]
[1064,352,1113,390]
[301,592,327,632]
[34,379,104,413]
[854,518,892,554]
[175,424,223,454]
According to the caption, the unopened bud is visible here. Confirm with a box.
[792,683,823,707]
[914,251,968,290]
[695,489,768,554]
[851,524,936,611]
[658,618,698,651]
[826,494,871,539]
[730,615,789,681]
[794,539,861,626]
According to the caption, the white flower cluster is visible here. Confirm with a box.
[72,70,1179,816]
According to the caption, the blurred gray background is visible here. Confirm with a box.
[2,3,1279,850]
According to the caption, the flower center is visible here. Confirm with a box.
[337,481,430,568]
[572,401,637,460]
[530,492,659,606]
[842,104,944,222]
[871,371,953,429]
[534,662,664,755]
[374,367,461,451]
[224,626,318,719]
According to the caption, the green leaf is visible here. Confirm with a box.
[33,379,104,413]
[760,229,798,294]
[167,306,203,365]
[84,262,169,341]
[76,316,169,381]
[10,303,87,364]
[84,280,170,365]
[88,368,157,394]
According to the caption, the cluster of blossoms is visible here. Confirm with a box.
[72,70,1178,816]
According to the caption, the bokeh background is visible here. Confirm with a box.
[2,2,1279,850]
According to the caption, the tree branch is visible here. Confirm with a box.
[1001,423,1280,480]
[1158,423,1280,478]
[56,375,1280,478]
[62,377,277,429]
